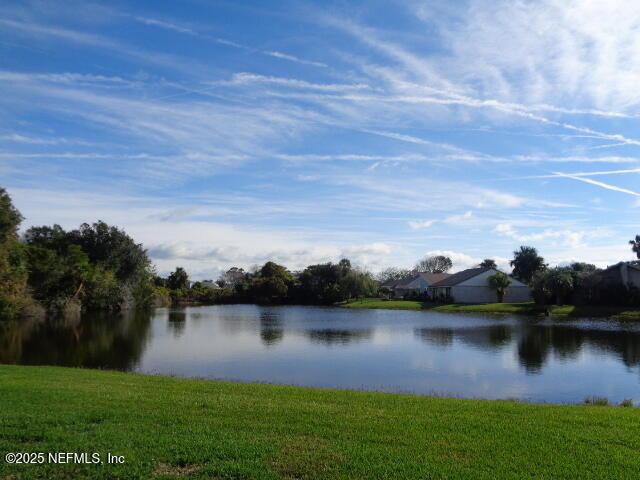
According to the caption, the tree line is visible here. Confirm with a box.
[154,258,378,306]
[2,185,639,319]
[509,245,640,307]
[1,188,154,319]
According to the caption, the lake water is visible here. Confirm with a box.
[2,304,639,403]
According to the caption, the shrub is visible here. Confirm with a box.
[584,396,610,406]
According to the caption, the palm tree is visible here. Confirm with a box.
[630,235,640,260]
[487,272,511,303]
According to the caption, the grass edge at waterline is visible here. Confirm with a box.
[341,298,640,319]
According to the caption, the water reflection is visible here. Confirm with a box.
[1,306,640,402]
[0,310,151,369]
[259,311,283,347]
[306,329,373,346]
[167,310,187,337]
[414,325,512,351]
[414,323,640,374]
[518,325,640,372]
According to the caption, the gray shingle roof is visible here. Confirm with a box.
[417,272,451,284]
[430,267,493,287]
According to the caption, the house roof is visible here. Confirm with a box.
[417,272,451,284]
[603,261,640,273]
[394,275,418,287]
[392,272,451,289]
[430,267,492,287]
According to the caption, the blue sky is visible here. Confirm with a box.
[1,0,639,278]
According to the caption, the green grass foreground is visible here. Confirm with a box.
[342,298,640,319]
[1,366,640,479]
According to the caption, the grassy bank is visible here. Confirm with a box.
[1,366,640,479]
[342,298,640,319]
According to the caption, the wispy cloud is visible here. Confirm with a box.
[0,18,203,72]
[3,1,639,273]
[132,16,197,35]
[408,219,436,230]
[263,51,327,68]
[553,172,640,197]
[227,72,368,91]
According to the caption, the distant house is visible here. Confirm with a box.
[428,267,531,304]
[382,272,451,298]
[599,262,640,289]
[200,280,220,289]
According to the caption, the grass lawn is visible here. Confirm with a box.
[1,366,640,479]
[342,298,640,319]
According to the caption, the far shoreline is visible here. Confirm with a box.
[339,298,640,320]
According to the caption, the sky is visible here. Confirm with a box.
[1,0,639,279]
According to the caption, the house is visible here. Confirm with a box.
[599,262,640,289]
[428,267,531,304]
[381,272,451,298]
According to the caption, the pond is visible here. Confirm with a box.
[2,305,639,403]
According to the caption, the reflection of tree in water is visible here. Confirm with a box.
[414,325,512,350]
[167,310,187,337]
[487,325,512,347]
[413,323,640,375]
[517,325,640,373]
[517,327,552,374]
[306,329,373,346]
[259,311,283,347]
[0,310,152,370]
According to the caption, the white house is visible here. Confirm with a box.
[428,267,531,304]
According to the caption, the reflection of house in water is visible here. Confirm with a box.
[414,325,512,350]
[306,329,373,346]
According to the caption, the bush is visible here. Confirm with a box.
[584,396,610,406]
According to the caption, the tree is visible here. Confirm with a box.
[294,259,373,304]
[339,268,377,300]
[23,221,153,313]
[630,235,640,260]
[251,261,294,303]
[487,272,511,303]
[167,267,189,290]
[569,262,597,273]
[0,188,28,318]
[376,267,413,283]
[545,268,574,305]
[24,242,91,308]
[479,259,497,269]
[510,246,546,284]
[414,255,452,273]
[67,221,150,283]
[217,267,245,288]
[337,258,352,275]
